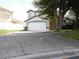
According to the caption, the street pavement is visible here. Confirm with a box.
[0,31,79,59]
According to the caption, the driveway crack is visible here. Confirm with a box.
[18,42,25,55]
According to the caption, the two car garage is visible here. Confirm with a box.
[27,21,47,31]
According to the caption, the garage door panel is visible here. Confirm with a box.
[28,22,47,31]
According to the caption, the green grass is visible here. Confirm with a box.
[60,29,79,40]
[0,29,21,35]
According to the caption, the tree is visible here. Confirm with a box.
[63,0,79,28]
[33,0,61,31]
[33,0,78,31]
[33,0,58,19]
[33,0,59,31]
[71,0,79,28]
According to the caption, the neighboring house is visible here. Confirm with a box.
[0,7,24,30]
[24,10,49,31]
[0,7,13,22]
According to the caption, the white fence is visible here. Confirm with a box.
[0,22,24,30]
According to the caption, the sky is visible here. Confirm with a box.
[0,0,36,21]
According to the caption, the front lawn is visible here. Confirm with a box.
[60,29,79,40]
[0,29,21,35]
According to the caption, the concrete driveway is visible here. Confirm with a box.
[0,32,79,59]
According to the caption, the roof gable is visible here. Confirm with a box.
[24,16,47,22]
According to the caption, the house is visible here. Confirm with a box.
[24,10,49,31]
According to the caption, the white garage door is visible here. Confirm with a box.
[28,22,47,31]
